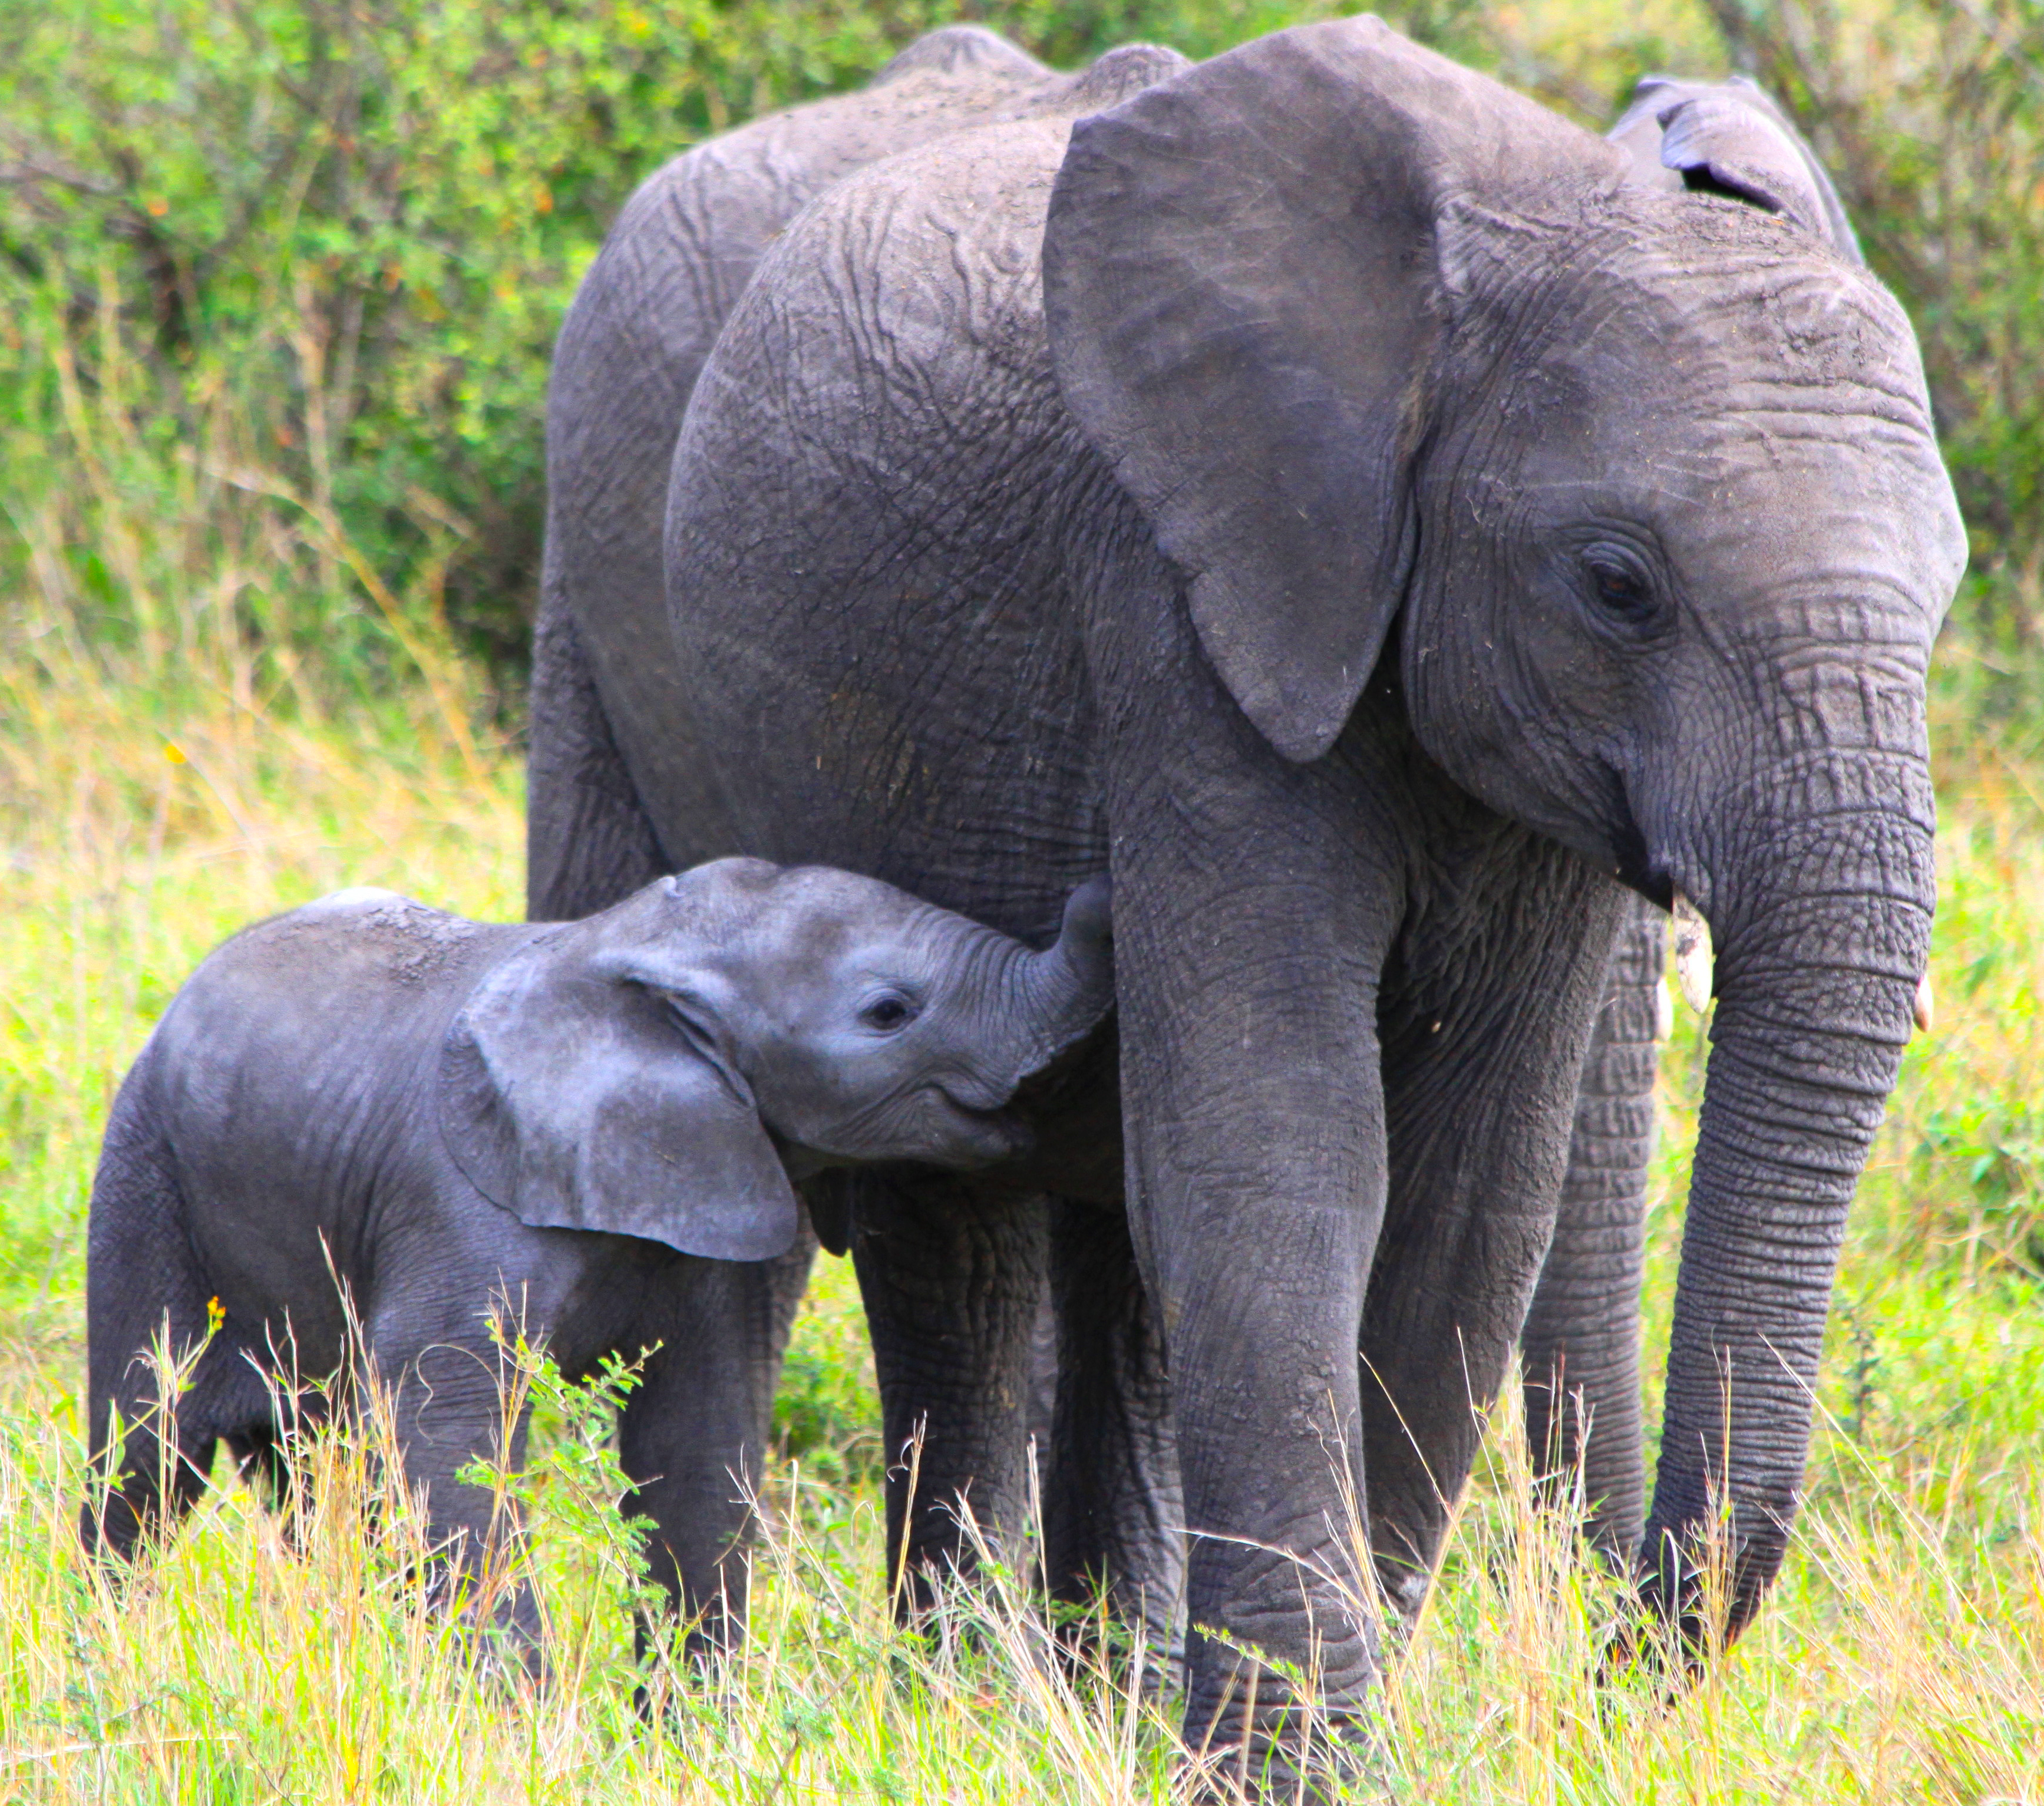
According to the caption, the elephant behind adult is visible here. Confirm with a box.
[541,16,1962,1777]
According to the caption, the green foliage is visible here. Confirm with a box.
[0,0,1574,694]
[458,1333,665,1633]
[773,1253,884,1487]
[0,0,957,678]
[1702,0,2044,648]
[5,0,2035,688]
[1913,1102,2042,1269]
[6,0,2040,693]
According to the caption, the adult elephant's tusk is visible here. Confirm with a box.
[1913,972,1934,1034]
[1672,892,1714,1014]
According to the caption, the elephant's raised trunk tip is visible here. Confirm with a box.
[1010,874,1115,1078]
[1059,873,1113,956]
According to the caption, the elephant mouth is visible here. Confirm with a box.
[911,1076,1038,1167]
[1619,850,1675,912]
[1599,760,1672,907]
[801,1085,1036,1172]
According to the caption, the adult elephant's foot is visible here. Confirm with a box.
[1178,1545,1383,1800]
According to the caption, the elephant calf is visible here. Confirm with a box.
[81,859,1112,1647]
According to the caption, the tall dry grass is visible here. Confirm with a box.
[5,540,2043,1797]
[3,1303,2043,1800]
[3,4,2043,1795]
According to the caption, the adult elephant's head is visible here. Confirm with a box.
[1044,18,1963,1641]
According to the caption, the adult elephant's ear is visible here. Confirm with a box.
[1609,76,1862,263]
[438,926,800,1262]
[1043,16,1624,762]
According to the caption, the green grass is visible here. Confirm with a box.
[4,623,2043,1800]
[3,0,2043,1787]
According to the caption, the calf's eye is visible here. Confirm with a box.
[860,996,916,1032]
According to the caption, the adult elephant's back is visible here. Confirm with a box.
[529,25,1056,920]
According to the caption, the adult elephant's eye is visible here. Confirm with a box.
[1582,549,1657,625]
[860,995,917,1032]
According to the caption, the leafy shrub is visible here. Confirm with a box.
[774,1257,883,1486]
[1700,0,2044,649]
[0,0,964,685]
[0,0,1500,696]
[2,0,2036,696]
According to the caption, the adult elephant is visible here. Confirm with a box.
[529,22,1184,1658]
[534,15,1962,1776]
[1520,70,1886,1557]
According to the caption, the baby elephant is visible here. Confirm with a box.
[82,859,1112,1647]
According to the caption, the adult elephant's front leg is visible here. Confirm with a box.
[1519,894,1665,1557]
[1362,845,1626,1625]
[1117,866,1391,1767]
[1098,679,1402,1772]
[848,1169,1047,1612]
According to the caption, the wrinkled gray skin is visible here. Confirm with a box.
[81,860,1112,1655]
[532,17,1962,1774]
[1521,71,1870,1556]
[531,19,1186,1674]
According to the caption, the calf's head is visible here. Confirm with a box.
[440,861,1112,1260]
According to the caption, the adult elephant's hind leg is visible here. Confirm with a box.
[1361,845,1625,1628]
[1042,1196,1184,1687]
[848,1170,1046,1616]
[1519,896,1664,1557]
[526,590,669,922]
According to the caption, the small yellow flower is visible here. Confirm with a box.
[206,1296,226,1335]
[163,741,186,764]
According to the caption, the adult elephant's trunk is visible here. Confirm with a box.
[1643,761,1933,1638]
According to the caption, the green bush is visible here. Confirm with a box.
[1700,0,2044,649]
[0,0,962,684]
[2,0,2036,694]
[0,0,1490,695]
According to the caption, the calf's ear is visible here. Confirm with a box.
[438,932,799,1262]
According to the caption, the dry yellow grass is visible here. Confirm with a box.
[2,622,2042,1798]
